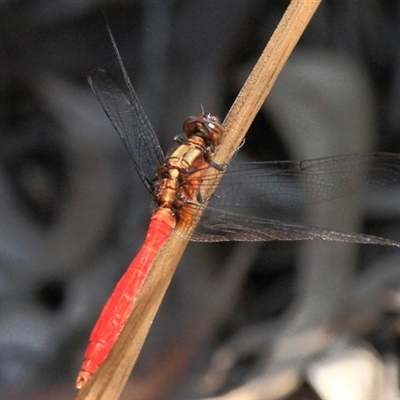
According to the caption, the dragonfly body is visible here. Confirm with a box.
[76,114,225,388]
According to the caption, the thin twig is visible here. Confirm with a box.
[74,1,321,399]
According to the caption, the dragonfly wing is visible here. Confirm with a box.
[87,68,165,192]
[207,153,400,210]
[192,207,400,247]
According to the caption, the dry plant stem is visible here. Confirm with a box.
[217,0,321,166]
[73,1,321,399]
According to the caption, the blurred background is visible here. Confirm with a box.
[1,1,400,399]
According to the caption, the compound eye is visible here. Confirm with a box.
[183,116,201,137]
[182,114,224,147]
[207,122,216,130]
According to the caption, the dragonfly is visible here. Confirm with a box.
[76,28,400,389]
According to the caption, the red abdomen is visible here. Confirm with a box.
[76,208,175,388]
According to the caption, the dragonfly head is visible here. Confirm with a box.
[183,113,224,150]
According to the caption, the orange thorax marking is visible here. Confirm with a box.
[156,138,209,209]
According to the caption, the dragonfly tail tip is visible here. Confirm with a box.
[76,371,91,389]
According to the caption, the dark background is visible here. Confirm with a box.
[1,1,400,399]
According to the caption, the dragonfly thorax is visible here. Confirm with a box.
[154,115,224,211]
[155,145,207,210]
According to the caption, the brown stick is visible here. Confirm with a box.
[74,1,321,399]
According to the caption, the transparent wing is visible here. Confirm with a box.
[88,68,165,192]
[190,207,400,247]
[202,152,400,210]
[175,152,400,245]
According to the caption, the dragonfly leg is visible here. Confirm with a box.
[209,158,228,171]
[208,138,246,171]
[196,190,220,205]
[178,193,209,206]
